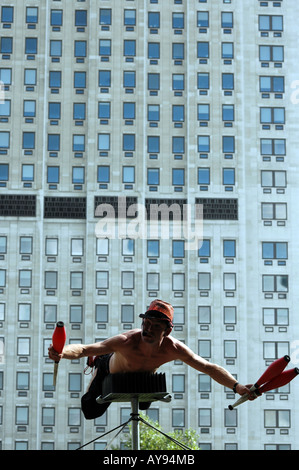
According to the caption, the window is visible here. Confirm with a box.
[198,306,211,324]
[263,308,288,326]
[148,42,160,59]
[259,15,283,32]
[51,9,62,26]
[264,410,290,429]
[121,272,134,290]
[0,164,8,182]
[123,134,135,151]
[197,73,209,90]
[198,272,210,290]
[260,76,284,93]
[16,406,29,425]
[24,69,36,86]
[197,11,209,28]
[222,42,234,58]
[73,135,85,152]
[17,372,29,390]
[261,138,285,156]
[148,12,160,29]
[262,275,288,293]
[262,242,287,261]
[124,9,136,26]
[260,107,285,124]
[45,239,58,256]
[19,270,32,288]
[147,272,159,291]
[222,73,234,90]
[223,240,236,257]
[97,238,109,256]
[74,72,86,89]
[23,132,35,150]
[100,9,112,25]
[1,6,13,23]
[148,73,160,91]
[172,168,184,186]
[172,273,184,291]
[172,74,184,91]
[263,342,289,360]
[99,70,111,87]
[172,136,185,154]
[98,133,110,151]
[172,43,184,60]
[75,41,86,58]
[72,167,85,184]
[123,71,135,88]
[47,166,59,184]
[198,135,210,153]
[124,40,136,57]
[172,12,184,29]
[96,304,108,323]
[42,407,55,426]
[123,102,135,120]
[49,71,61,89]
[198,239,210,258]
[172,375,185,393]
[172,105,184,122]
[45,271,57,290]
[147,136,160,154]
[24,100,36,117]
[147,168,159,186]
[224,340,237,358]
[197,42,209,59]
[75,10,87,27]
[198,168,210,185]
[122,166,135,183]
[222,104,234,122]
[198,408,211,428]
[48,134,60,151]
[17,337,30,356]
[223,168,235,186]
[96,271,109,289]
[0,131,10,149]
[0,37,13,54]
[99,39,111,56]
[259,45,284,63]
[25,37,37,55]
[147,240,159,258]
[172,240,184,259]
[221,12,233,28]
[97,165,110,184]
[223,136,235,153]
[26,7,38,24]
[261,170,286,188]
[44,305,57,323]
[261,203,287,220]
[18,304,31,321]
[22,164,34,182]
[121,305,134,323]
[223,273,236,291]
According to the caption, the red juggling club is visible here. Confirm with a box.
[228,355,295,410]
[52,321,66,387]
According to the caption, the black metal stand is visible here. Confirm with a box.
[76,392,192,451]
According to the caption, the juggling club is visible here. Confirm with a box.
[52,321,66,387]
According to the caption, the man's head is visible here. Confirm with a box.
[139,299,174,340]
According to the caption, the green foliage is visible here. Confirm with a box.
[118,414,200,451]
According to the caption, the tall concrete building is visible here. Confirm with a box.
[0,0,298,450]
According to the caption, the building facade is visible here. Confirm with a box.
[0,0,298,450]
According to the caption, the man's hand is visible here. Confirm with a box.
[48,344,62,362]
[236,383,257,400]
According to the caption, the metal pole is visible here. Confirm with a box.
[131,397,140,450]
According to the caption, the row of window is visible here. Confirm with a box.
[2,8,276,32]
[0,43,284,66]
[0,335,290,362]
[0,270,290,294]
[0,404,292,436]
[0,164,288,195]
[0,133,287,157]
[0,302,290,327]
[0,236,289,260]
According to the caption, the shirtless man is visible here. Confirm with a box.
[48,299,254,419]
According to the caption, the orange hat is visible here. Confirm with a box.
[140,299,174,327]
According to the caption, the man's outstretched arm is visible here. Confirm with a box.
[48,334,127,361]
[175,341,254,397]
